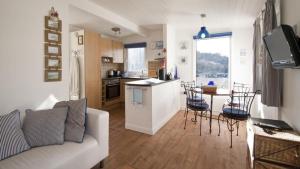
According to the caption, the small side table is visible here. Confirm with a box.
[247,118,300,169]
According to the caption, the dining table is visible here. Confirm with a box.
[194,88,231,134]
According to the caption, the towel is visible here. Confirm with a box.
[132,88,143,104]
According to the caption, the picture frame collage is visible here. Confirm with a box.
[44,14,62,82]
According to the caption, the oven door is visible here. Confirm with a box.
[106,83,120,100]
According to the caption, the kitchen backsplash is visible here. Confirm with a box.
[101,63,124,78]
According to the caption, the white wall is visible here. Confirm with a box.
[70,30,85,99]
[231,28,254,86]
[164,24,176,74]
[174,28,195,106]
[279,0,300,131]
[0,0,70,114]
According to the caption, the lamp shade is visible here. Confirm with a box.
[197,26,209,39]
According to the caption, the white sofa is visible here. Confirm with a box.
[0,108,109,169]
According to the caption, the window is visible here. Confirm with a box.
[196,36,231,89]
[127,47,146,72]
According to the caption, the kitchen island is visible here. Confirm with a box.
[125,78,181,135]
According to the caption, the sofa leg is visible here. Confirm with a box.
[99,160,105,168]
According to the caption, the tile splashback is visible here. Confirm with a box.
[101,63,124,78]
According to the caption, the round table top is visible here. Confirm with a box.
[194,88,231,96]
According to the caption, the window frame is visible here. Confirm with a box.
[126,47,147,73]
[195,35,232,89]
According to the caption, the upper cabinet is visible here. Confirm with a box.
[99,37,113,58]
[112,41,124,63]
[99,37,124,63]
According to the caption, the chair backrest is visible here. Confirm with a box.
[233,82,251,93]
[181,81,204,104]
[229,90,258,116]
[181,81,196,95]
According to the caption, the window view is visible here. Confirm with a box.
[196,36,231,89]
[127,47,146,72]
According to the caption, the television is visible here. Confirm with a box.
[263,24,300,69]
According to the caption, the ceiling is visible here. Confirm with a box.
[91,0,266,32]
[69,5,134,37]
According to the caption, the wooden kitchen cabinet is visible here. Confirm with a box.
[99,38,123,63]
[99,37,113,58]
[112,40,124,63]
[84,31,102,109]
[120,79,126,102]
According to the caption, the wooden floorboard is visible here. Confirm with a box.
[100,105,250,169]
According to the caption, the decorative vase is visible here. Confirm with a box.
[174,65,178,79]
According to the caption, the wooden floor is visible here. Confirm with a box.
[99,105,250,169]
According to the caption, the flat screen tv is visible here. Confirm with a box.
[263,24,300,69]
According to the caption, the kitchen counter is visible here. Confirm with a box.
[125,79,181,135]
[102,76,149,80]
[125,78,179,86]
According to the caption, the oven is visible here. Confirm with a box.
[105,79,120,100]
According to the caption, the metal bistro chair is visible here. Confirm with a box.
[218,90,258,148]
[181,81,206,121]
[184,86,209,136]
[223,82,251,108]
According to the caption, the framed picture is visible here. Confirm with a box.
[45,70,62,82]
[45,43,61,56]
[78,35,84,45]
[155,41,163,49]
[45,57,61,69]
[45,30,61,44]
[45,16,62,31]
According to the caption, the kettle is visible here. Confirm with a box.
[107,69,114,77]
[116,70,121,76]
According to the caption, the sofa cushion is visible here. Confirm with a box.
[0,135,99,169]
[54,98,87,143]
[0,110,30,160]
[22,107,68,147]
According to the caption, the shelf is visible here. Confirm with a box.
[101,56,113,63]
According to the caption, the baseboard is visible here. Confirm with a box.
[180,106,186,111]
[125,123,154,135]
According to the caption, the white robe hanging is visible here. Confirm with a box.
[70,55,80,100]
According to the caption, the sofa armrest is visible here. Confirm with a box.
[86,108,109,156]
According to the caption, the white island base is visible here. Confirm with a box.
[125,79,181,135]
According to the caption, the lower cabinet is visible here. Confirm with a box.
[120,79,125,102]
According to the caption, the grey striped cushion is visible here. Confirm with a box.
[22,107,68,147]
[54,98,87,143]
[0,110,30,160]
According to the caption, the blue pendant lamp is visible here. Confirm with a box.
[197,14,209,39]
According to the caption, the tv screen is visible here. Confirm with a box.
[264,27,293,61]
[263,24,300,68]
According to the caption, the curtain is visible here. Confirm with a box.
[253,18,262,92]
[261,0,283,107]
[127,48,146,72]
